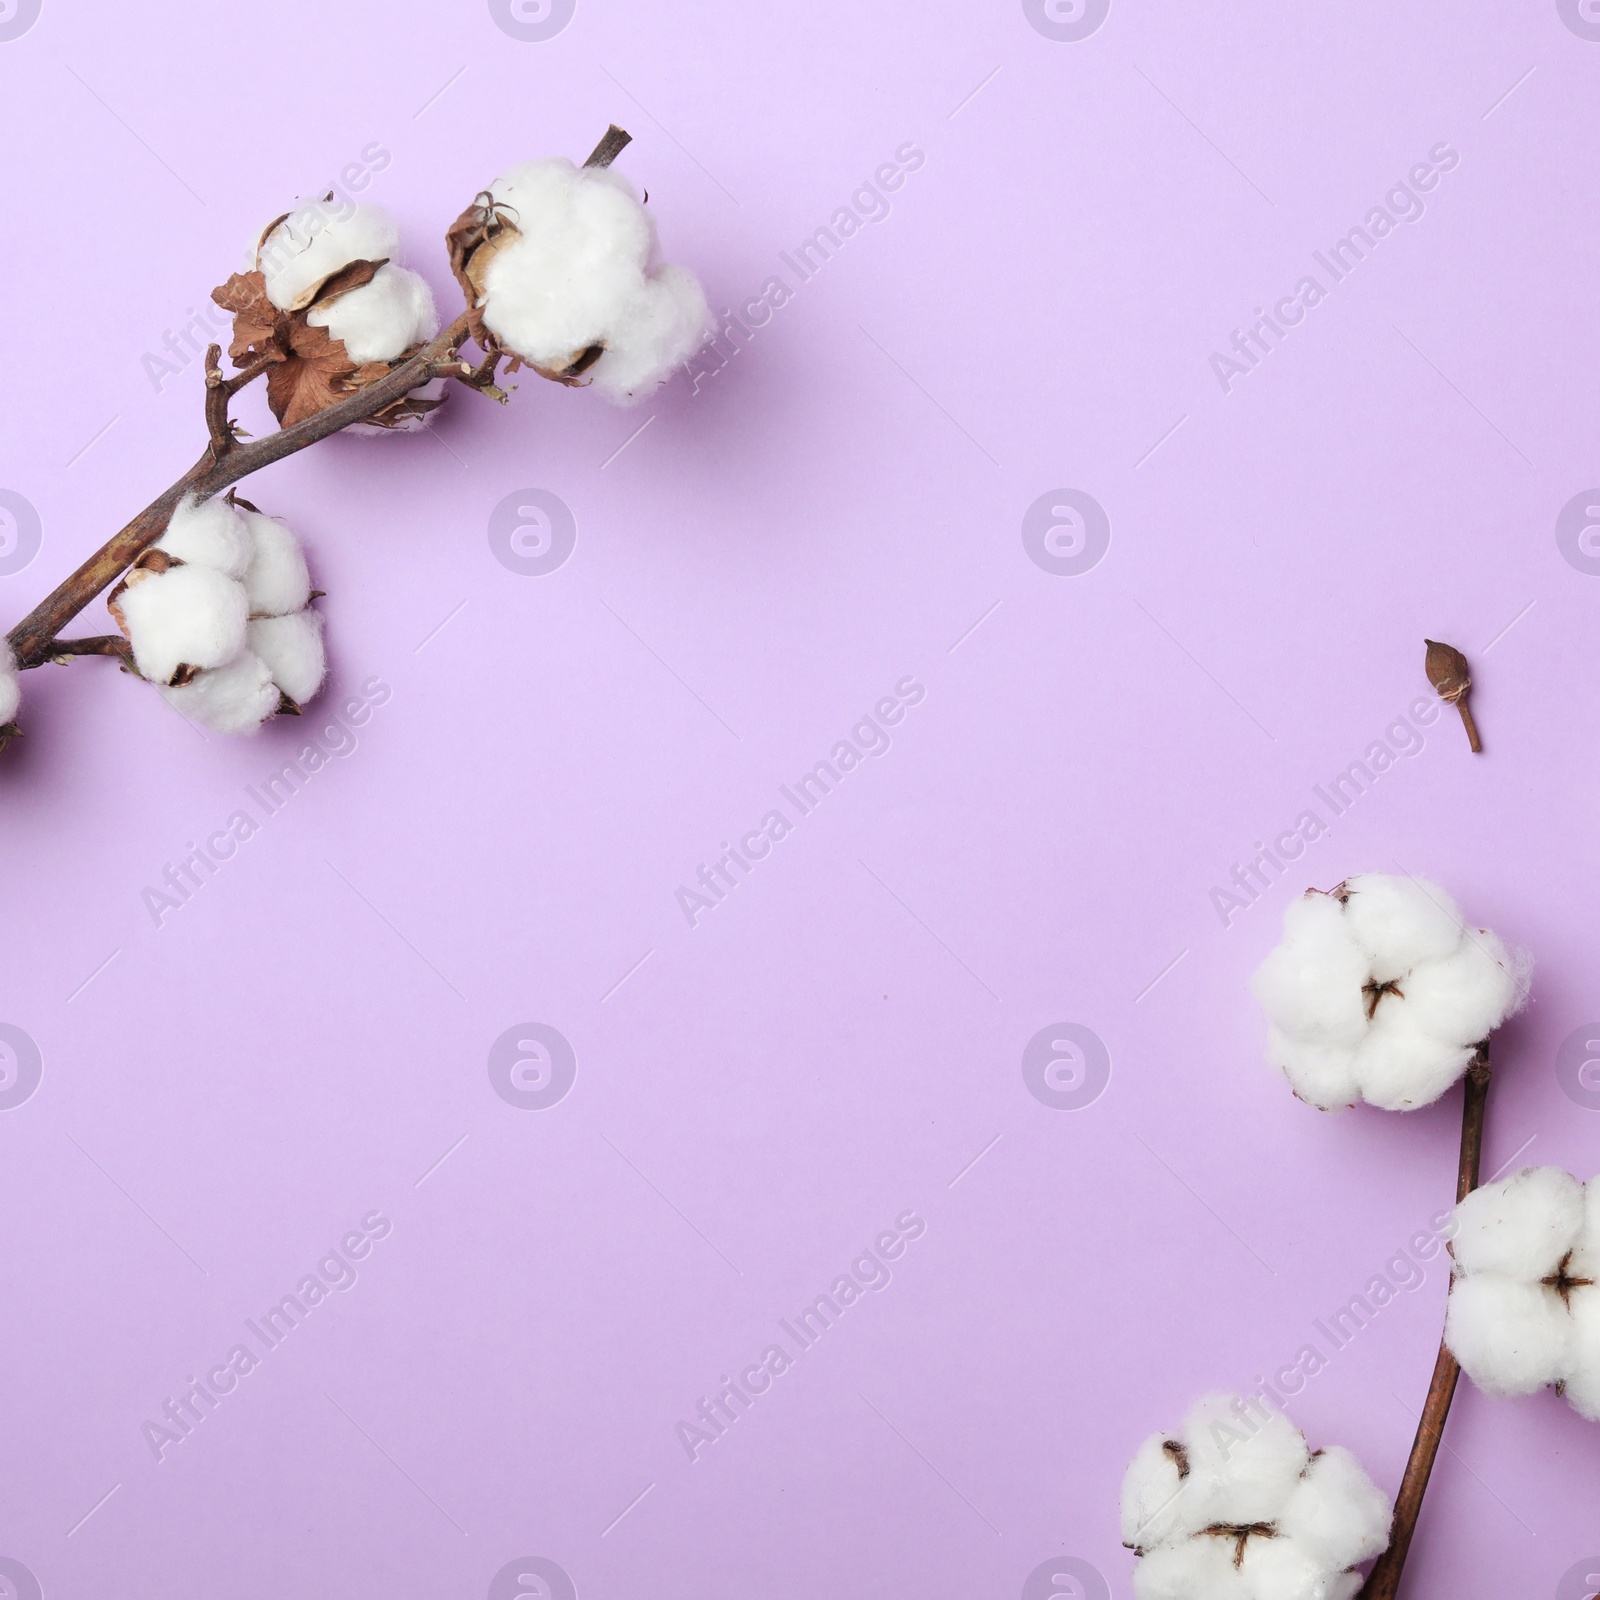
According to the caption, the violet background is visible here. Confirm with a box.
[2,1,1599,1596]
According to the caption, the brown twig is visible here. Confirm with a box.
[5,311,472,670]
[1357,1042,1491,1600]
[583,124,632,169]
[3,123,632,716]
[47,635,135,664]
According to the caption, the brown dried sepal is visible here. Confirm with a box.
[0,722,19,753]
[213,257,397,427]
[446,190,523,347]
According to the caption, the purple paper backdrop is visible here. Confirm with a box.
[2,2,1598,1596]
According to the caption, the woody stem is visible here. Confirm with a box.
[4,311,473,671]
[1456,699,1482,754]
[1357,1042,1491,1600]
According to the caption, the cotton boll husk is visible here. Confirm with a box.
[1121,1434,1199,1549]
[1275,1446,1391,1571]
[1267,1027,1360,1111]
[305,262,439,364]
[1252,893,1370,1045]
[1563,1290,1600,1421]
[118,565,248,686]
[1180,1395,1308,1527]
[1399,933,1525,1048]
[1354,1009,1473,1111]
[1132,1539,1249,1600]
[259,202,401,312]
[156,496,250,578]
[479,159,654,363]
[241,512,311,617]
[1445,1274,1572,1395]
[1452,1166,1586,1278]
[248,611,325,705]
[1339,873,1463,980]
[160,651,278,734]
[587,265,711,403]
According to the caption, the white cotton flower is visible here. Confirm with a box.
[155,495,251,579]
[0,641,20,726]
[161,650,280,735]
[240,511,311,617]
[305,261,439,363]
[477,157,710,404]
[1122,1394,1390,1599]
[1444,1166,1600,1419]
[248,610,325,706]
[1251,874,1528,1111]
[116,563,248,687]
[258,201,401,312]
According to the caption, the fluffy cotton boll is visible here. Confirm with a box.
[160,651,278,734]
[587,265,712,404]
[1132,1540,1249,1600]
[0,644,20,725]
[1564,1293,1600,1421]
[1121,1435,1199,1550]
[1339,873,1463,981]
[1238,1538,1343,1600]
[477,158,710,402]
[1445,1274,1572,1396]
[1251,893,1371,1045]
[156,496,250,578]
[241,512,311,617]
[118,565,248,686]
[479,160,654,362]
[1266,1028,1361,1112]
[248,611,325,706]
[1180,1394,1308,1527]
[1254,874,1526,1113]
[259,201,401,312]
[1398,933,1524,1049]
[1571,1180,1600,1283]
[1354,1011,1473,1113]
[1453,1166,1586,1279]
[305,262,439,363]
[1276,1447,1392,1572]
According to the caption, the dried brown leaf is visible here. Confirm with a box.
[266,323,361,428]
[304,255,389,311]
[212,269,285,368]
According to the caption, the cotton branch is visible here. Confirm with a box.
[1357,1042,1491,1600]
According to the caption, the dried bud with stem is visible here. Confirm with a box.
[1424,639,1481,753]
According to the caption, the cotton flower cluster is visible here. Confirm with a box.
[1251,874,1527,1112]
[1444,1165,1600,1421]
[1122,1393,1390,1599]
[111,496,325,734]
[0,641,20,731]
[473,157,709,403]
